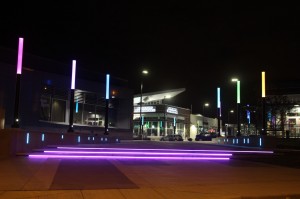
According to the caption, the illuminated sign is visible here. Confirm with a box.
[167,107,178,114]
[134,106,156,113]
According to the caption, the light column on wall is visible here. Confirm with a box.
[68,60,76,132]
[104,74,110,135]
[261,71,266,135]
[12,37,24,128]
[217,87,221,137]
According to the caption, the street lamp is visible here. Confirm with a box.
[227,109,234,136]
[202,103,209,133]
[232,78,241,136]
[140,69,148,139]
[202,103,209,116]
[228,109,234,123]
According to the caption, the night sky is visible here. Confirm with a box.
[1,1,300,117]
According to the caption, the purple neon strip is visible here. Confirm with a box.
[29,154,230,160]
[17,38,24,74]
[57,147,273,154]
[71,60,76,89]
[44,150,232,156]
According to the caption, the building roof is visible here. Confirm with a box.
[133,88,185,105]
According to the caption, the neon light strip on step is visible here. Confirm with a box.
[44,150,232,156]
[29,154,230,160]
[57,147,273,154]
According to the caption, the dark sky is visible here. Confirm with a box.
[1,1,300,116]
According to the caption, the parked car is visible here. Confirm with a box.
[160,134,183,141]
[195,132,217,141]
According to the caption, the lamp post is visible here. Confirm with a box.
[202,103,209,116]
[104,74,110,135]
[202,103,209,133]
[228,110,234,123]
[68,60,76,132]
[140,69,148,139]
[12,37,24,128]
[227,109,234,136]
[261,71,266,135]
[232,78,241,136]
[217,87,221,137]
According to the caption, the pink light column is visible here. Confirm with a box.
[12,38,24,128]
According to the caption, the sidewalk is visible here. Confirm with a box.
[1,141,300,199]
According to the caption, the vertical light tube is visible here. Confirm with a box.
[26,132,30,144]
[75,98,79,113]
[17,38,24,74]
[106,74,110,99]
[262,71,265,98]
[237,81,240,104]
[217,87,220,108]
[71,60,76,89]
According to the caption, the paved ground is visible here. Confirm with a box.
[1,141,300,199]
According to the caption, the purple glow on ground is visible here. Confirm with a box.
[29,154,230,160]
[44,150,232,156]
[17,38,24,74]
[57,147,273,154]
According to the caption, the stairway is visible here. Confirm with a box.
[27,146,233,161]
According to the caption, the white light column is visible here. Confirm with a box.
[68,60,76,132]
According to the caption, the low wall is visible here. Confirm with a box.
[0,128,132,158]
[213,135,277,149]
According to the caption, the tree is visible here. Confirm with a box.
[265,95,294,137]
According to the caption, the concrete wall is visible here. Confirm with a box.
[213,136,277,149]
[0,128,132,158]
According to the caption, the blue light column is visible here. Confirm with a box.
[104,74,110,135]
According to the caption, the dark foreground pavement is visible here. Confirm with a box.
[1,140,300,199]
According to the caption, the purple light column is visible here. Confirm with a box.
[217,87,221,137]
[12,38,24,128]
